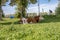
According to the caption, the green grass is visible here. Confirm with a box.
[0,15,60,40]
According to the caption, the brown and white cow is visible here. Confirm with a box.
[20,15,44,24]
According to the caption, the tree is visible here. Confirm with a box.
[55,1,60,15]
[2,13,5,18]
[0,0,8,20]
[14,12,21,18]
[10,0,37,17]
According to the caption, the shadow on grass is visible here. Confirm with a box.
[0,21,20,25]
[0,22,12,25]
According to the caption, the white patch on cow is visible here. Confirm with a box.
[22,18,28,24]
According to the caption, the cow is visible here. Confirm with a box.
[20,15,41,24]
[27,17,37,23]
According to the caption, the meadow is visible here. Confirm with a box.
[0,15,60,40]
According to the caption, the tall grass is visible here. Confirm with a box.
[0,16,60,40]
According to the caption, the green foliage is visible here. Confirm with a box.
[0,0,8,6]
[55,7,60,15]
[10,0,37,17]
[55,3,60,15]
[30,0,37,4]
[14,12,21,18]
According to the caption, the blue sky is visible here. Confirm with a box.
[2,0,58,15]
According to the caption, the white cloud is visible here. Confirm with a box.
[27,3,58,14]
[2,5,16,15]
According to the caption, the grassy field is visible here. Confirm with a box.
[0,15,60,40]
